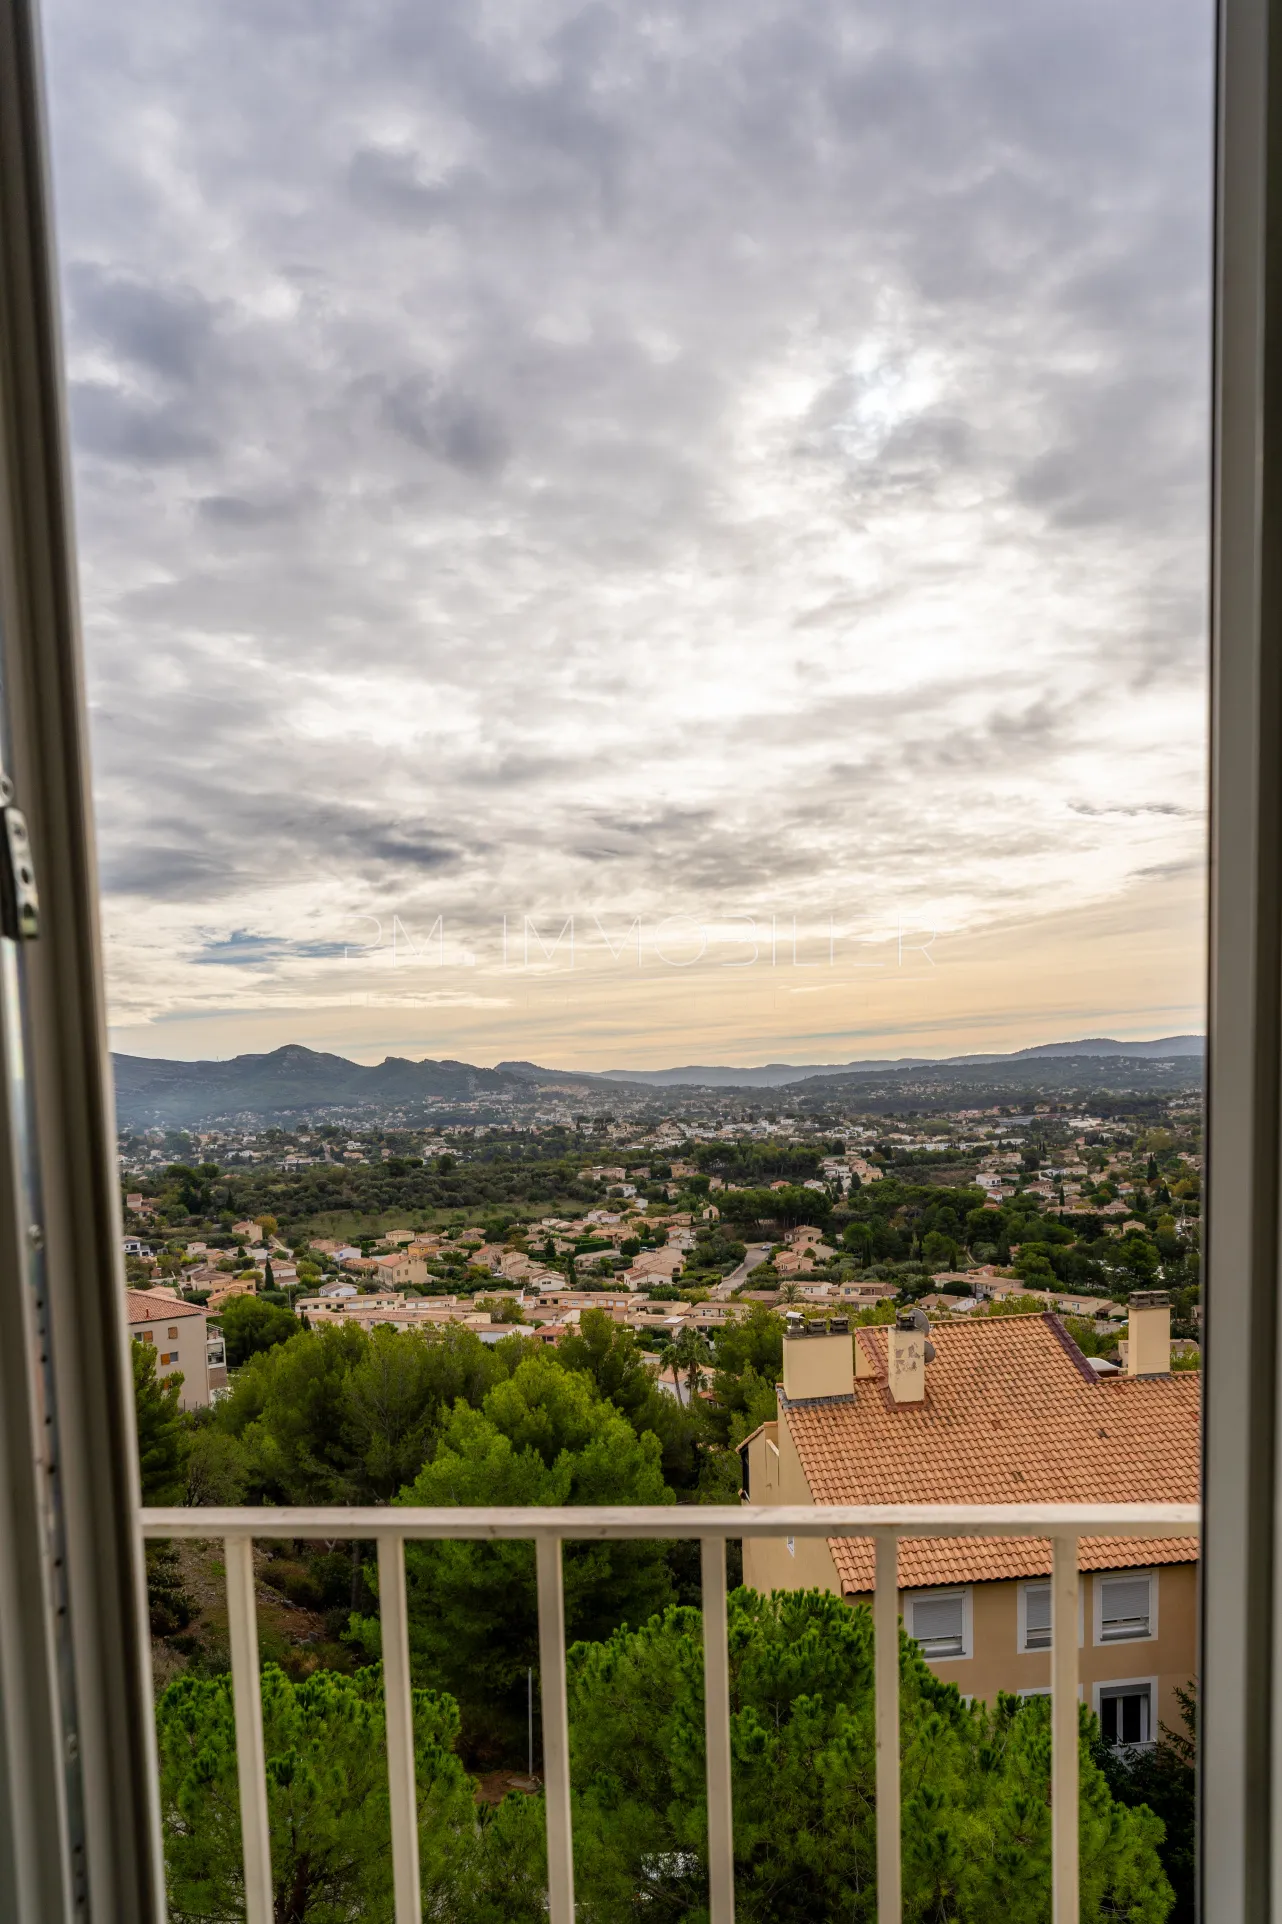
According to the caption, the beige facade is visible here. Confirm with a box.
[127,1289,224,1407]
[742,1326,1198,1738]
[742,1417,1196,1730]
[373,1252,429,1288]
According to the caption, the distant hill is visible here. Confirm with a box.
[110,1035,1204,1126]
[594,1037,1204,1087]
[111,1044,597,1127]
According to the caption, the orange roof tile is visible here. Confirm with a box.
[782,1314,1198,1593]
[126,1289,203,1324]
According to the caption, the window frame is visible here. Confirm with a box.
[1017,1576,1084,1653]
[1092,1569,1158,1647]
[0,0,1273,1912]
[1093,1676,1159,1751]
[905,1586,973,1662]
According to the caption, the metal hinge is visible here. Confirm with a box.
[0,783,38,939]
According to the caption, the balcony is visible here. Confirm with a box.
[140,1499,1199,1923]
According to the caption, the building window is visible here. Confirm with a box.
[906,1588,971,1661]
[1096,1680,1155,1748]
[139,1330,153,1344]
[167,1326,178,1339]
[1018,1582,1052,1651]
[1094,1571,1157,1644]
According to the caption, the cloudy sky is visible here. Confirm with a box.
[41,0,1213,1069]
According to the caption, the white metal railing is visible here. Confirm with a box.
[139,1502,1200,1924]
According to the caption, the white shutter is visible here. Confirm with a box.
[911,1593,966,1656]
[1023,1583,1052,1648]
[1099,1575,1152,1640]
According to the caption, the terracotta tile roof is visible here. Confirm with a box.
[782,1314,1198,1593]
[126,1289,203,1324]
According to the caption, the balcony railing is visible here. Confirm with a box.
[139,1502,1200,1924]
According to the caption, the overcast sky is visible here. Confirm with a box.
[41,0,1213,1068]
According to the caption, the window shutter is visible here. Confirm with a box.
[1099,1576,1151,1639]
[912,1594,965,1654]
[1024,1584,1052,1646]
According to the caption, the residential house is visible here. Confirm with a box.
[206,1278,258,1312]
[127,1289,225,1406]
[372,1251,429,1289]
[836,1280,899,1304]
[740,1297,1198,1742]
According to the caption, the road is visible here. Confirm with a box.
[715,1243,773,1298]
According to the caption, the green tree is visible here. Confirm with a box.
[182,1422,250,1506]
[1116,1232,1160,1285]
[660,1324,713,1411]
[921,1229,957,1269]
[366,1354,675,1753]
[132,1339,185,1503]
[218,1292,298,1368]
[558,1309,702,1486]
[706,1303,784,1449]
[216,1322,510,1504]
[567,1588,1173,1922]
[1013,1244,1056,1285]
[156,1664,485,1922]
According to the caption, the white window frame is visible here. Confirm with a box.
[1017,1576,1085,1652]
[1092,1568,1158,1646]
[1093,1675,1159,1749]
[905,1586,973,1662]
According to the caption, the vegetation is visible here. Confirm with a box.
[134,1290,1186,1914]
[155,1594,1174,1923]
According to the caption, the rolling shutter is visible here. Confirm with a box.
[1098,1575,1152,1641]
[911,1593,966,1657]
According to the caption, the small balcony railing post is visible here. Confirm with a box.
[700,1535,736,1923]
[535,1533,575,1924]
[873,1530,902,1924]
[1051,1533,1080,1923]
[377,1531,422,1924]
[224,1535,273,1924]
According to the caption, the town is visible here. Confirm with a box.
[119,1068,1202,1916]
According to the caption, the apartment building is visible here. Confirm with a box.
[740,1297,1198,1742]
[126,1289,226,1407]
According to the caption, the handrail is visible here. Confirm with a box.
[140,1502,1202,1924]
[140,1500,1200,1539]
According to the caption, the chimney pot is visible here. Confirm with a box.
[1126,1291,1171,1376]
[782,1323,854,1401]
[889,1323,927,1404]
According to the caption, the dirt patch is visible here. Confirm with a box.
[148,1538,347,1692]
[473,1770,542,1807]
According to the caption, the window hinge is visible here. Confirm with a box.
[0,797,39,940]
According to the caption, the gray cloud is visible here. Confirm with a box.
[41,0,1212,1036]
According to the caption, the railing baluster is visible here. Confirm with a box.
[1051,1534,1079,1924]
[701,1536,736,1924]
[874,1530,902,1924]
[378,1532,421,1924]
[536,1534,575,1923]
[224,1535,273,1924]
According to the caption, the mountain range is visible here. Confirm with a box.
[591,1036,1204,1087]
[111,1036,1205,1127]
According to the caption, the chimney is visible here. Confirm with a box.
[1126,1291,1171,1376]
[782,1317,855,1402]
[889,1310,927,1404]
